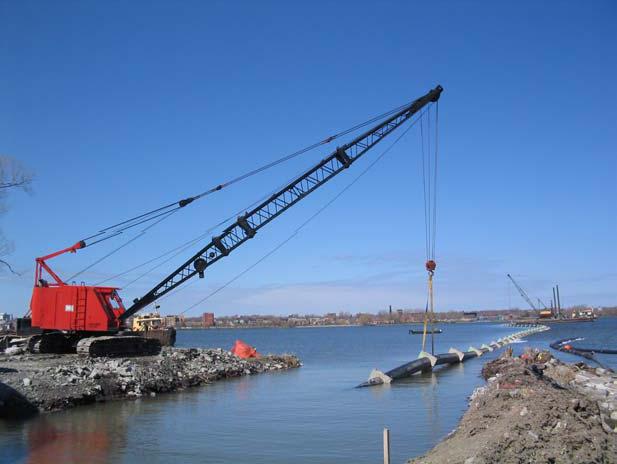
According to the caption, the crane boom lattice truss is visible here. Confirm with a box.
[507,273,537,311]
[122,86,443,319]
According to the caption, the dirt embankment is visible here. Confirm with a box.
[409,349,617,464]
[0,347,301,418]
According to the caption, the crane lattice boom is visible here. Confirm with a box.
[507,273,537,311]
[123,85,443,319]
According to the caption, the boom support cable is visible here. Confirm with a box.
[117,85,442,320]
[175,116,421,316]
[66,210,179,282]
[137,109,429,315]
[93,157,341,288]
[66,100,423,281]
[77,101,418,249]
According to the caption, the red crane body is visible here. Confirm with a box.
[31,241,125,333]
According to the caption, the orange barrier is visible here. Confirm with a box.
[231,339,260,359]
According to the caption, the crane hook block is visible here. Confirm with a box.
[425,260,436,272]
[194,258,207,278]
[237,215,256,238]
[335,147,351,168]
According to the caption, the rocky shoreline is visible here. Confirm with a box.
[409,348,617,464]
[0,347,301,419]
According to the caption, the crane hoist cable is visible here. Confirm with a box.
[66,210,179,282]
[93,181,288,287]
[175,113,422,316]
[114,85,442,320]
[97,160,341,299]
[420,101,439,355]
[93,148,344,288]
[110,179,291,290]
[67,100,421,281]
[94,218,226,287]
[78,100,416,249]
[149,104,432,315]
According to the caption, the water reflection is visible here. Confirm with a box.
[19,403,131,464]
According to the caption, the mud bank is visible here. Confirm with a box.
[0,347,301,419]
[409,349,617,464]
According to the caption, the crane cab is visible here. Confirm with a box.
[30,284,126,333]
[24,241,126,334]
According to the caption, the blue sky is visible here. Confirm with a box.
[1,1,615,317]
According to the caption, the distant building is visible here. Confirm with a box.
[164,315,184,328]
[202,312,215,327]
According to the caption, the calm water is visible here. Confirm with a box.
[2,318,616,464]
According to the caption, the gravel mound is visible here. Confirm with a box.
[0,347,301,417]
[409,348,617,464]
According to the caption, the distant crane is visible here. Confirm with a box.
[536,298,548,309]
[506,274,537,311]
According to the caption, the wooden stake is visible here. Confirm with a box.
[383,427,390,464]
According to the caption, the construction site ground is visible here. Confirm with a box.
[409,349,617,464]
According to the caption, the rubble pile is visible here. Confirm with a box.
[0,347,301,417]
[410,348,617,464]
[547,361,617,435]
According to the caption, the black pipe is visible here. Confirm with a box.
[356,327,548,388]
[551,338,617,355]
[384,357,431,379]
[356,348,487,388]
[566,347,617,355]
[549,337,615,371]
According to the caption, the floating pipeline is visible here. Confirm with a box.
[550,337,616,371]
[550,337,617,355]
[355,325,550,388]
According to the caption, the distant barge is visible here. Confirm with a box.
[409,328,443,334]
[512,316,596,325]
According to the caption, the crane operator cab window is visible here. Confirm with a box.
[106,291,124,311]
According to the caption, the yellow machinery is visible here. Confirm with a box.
[131,312,175,346]
[132,313,164,332]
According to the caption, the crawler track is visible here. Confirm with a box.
[76,335,161,357]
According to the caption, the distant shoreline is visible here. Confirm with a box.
[175,320,501,330]
[172,315,615,331]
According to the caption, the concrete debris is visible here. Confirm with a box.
[0,347,301,417]
[5,346,25,356]
[409,348,617,464]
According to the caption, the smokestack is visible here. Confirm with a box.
[556,285,562,317]
[552,287,557,317]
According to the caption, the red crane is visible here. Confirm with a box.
[18,85,443,356]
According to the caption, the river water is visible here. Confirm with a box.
[2,318,616,464]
